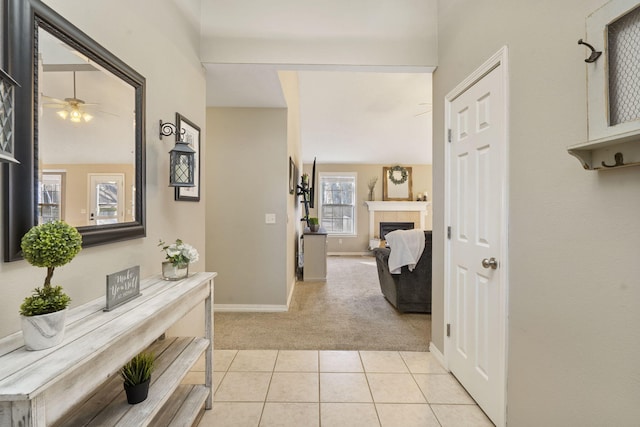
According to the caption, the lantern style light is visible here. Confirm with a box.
[168,140,196,187]
[160,119,196,187]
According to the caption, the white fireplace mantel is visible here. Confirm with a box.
[364,201,431,247]
[365,201,429,212]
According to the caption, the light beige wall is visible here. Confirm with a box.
[434,0,640,424]
[303,163,432,253]
[279,71,303,301]
[200,0,438,68]
[206,107,289,306]
[0,0,206,338]
[42,163,135,226]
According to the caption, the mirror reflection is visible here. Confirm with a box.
[37,28,136,227]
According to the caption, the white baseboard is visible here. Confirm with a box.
[214,304,288,312]
[327,251,372,256]
[429,341,448,371]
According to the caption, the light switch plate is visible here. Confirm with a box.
[265,213,276,224]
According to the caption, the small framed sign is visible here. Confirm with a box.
[105,266,141,311]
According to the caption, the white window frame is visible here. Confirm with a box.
[318,172,357,237]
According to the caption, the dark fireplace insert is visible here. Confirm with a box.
[380,222,414,240]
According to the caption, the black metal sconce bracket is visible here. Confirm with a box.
[159,119,185,140]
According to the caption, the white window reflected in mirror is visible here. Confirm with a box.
[38,171,65,223]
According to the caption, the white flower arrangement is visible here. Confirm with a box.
[158,239,199,267]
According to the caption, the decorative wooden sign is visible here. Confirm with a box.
[105,266,141,311]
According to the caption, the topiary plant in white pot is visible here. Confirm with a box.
[20,220,82,350]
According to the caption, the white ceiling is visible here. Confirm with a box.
[190,0,434,164]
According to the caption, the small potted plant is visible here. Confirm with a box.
[308,217,320,232]
[121,351,155,404]
[158,238,199,280]
[20,220,82,350]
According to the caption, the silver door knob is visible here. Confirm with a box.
[482,257,498,269]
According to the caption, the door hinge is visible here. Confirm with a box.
[447,226,451,239]
[447,323,451,337]
[447,129,452,143]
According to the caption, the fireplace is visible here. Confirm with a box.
[380,222,414,240]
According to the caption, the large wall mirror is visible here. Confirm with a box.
[3,0,146,261]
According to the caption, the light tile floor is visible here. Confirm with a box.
[188,350,494,427]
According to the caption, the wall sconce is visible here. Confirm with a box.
[0,67,20,164]
[159,119,196,187]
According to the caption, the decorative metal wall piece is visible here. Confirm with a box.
[0,68,20,164]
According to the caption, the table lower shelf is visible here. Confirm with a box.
[55,336,210,427]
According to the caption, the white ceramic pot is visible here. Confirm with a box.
[21,309,67,351]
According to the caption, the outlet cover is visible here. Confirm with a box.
[265,213,276,224]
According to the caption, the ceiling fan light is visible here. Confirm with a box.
[70,108,82,122]
[83,113,93,122]
[57,110,69,120]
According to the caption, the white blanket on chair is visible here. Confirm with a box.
[385,229,425,274]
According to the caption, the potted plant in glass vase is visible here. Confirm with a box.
[20,221,82,350]
[158,238,199,280]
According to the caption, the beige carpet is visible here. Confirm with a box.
[214,255,430,351]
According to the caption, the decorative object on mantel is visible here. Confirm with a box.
[416,192,428,202]
[105,266,141,311]
[367,176,378,201]
[0,67,20,164]
[383,166,413,201]
[121,351,155,404]
[19,221,82,350]
[159,238,199,281]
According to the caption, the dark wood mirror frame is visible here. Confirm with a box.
[3,0,146,262]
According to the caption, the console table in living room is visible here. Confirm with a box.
[303,230,328,281]
[0,272,216,427]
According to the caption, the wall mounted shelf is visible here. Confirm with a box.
[571,0,640,171]
[568,128,640,170]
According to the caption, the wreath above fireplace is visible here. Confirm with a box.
[388,165,409,185]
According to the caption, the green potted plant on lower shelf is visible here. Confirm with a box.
[20,220,82,351]
[121,351,155,404]
[308,217,320,232]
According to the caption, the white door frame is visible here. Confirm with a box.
[88,173,126,225]
[444,46,510,427]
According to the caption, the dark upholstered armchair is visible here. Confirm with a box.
[373,231,432,313]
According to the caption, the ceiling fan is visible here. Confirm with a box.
[42,71,97,123]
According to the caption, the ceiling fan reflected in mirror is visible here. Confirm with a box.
[42,71,97,123]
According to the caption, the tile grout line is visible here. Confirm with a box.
[359,350,383,427]
[256,349,278,427]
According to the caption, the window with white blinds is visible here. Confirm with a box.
[318,173,357,236]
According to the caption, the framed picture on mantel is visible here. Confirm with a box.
[383,166,413,201]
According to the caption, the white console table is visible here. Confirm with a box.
[0,272,216,427]
[303,231,328,281]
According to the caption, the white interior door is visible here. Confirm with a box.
[89,174,125,225]
[446,51,508,427]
